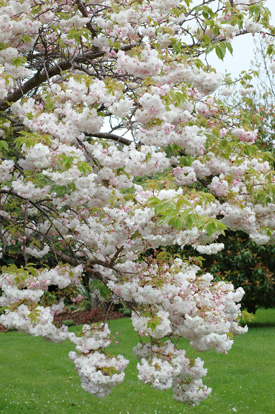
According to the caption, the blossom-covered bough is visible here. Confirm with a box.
[0,0,275,406]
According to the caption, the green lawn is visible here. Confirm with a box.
[0,308,274,414]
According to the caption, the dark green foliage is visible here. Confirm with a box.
[62,319,74,327]
[196,231,275,313]
[165,229,275,313]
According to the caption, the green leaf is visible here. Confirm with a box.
[205,44,214,55]
[68,29,81,42]
[205,222,216,237]
[156,251,169,261]
[226,41,233,55]
[0,140,8,151]
[113,42,121,50]
[215,43,226,60]
[12,56,27,67]
[172,217,183,230]
[170,38,182,53]
[155,201,173,215]
[98,284,111,299]
[58,155,75,170]
[200,34,211,45]
[267,44,274,56]
[77,161,92,174]
[147,316,161,332]
[101,367,118,377]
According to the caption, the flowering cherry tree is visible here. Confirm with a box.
[0,0,275,406]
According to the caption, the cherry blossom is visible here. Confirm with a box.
[0,0,273,407]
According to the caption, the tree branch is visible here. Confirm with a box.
[75,0,98,39]
[0,44,139,112]
[90,132,132,146]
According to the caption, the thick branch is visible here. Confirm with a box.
[0,53,101,111]
[54,250,119,283]
[75,0,98,38]
[91,132,132,146]
[0,44,138,112]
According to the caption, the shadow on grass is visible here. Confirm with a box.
[247,321,275,328]
[246,308,275,329]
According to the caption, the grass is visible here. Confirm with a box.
[0,308,274,414]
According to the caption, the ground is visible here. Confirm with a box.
[0,307,126,332]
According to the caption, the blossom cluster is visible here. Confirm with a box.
[106,258,247,404]
[69,323,129,397]
[0,0,273,407]
[136,340,211,405]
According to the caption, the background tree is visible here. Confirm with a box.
[191,36,275,314]
[0,0,275,406]
[176,230,275,313]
